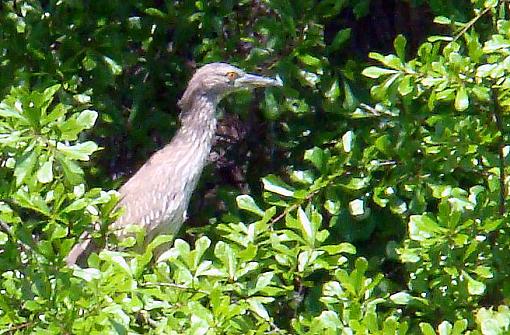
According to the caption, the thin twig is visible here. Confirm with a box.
[491,88,506,215]
[141,282,208,294]
[359,103,397,117]
[0,219,13,236]
[452,6,492,42]
[270,190,320,225]
[5,322,33,334]
[265,320,284,334]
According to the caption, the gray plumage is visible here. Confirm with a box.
[66,63,281,266]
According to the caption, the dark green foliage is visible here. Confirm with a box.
[1,0,510,334]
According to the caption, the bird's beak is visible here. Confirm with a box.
[235,73,283,88]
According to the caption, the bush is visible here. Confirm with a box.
[1,1,510,334]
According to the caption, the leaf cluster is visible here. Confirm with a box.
[1,1,510,334]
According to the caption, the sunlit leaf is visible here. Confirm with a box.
[56,141,99,161]
[14,150,37,186]
[237,195,265,216]
[262,175,295,197]
[103,56,122,75]
[455,86,469,111]
[462,270,486,295]
[394,34,407,60]
[36,159,53,183]
[362,66,399,78]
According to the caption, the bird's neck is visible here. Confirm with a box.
[178,94,218,145]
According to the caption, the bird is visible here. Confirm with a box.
[66,62,282,266]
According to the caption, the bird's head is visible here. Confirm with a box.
[178,63,282,111]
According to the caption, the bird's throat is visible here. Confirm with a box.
[179,95,217,144]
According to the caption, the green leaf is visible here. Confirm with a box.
[0,102,27,121]
[145,7,167,18]
[462,270,486,295]
[438,321,452,335]
[428,35,454,42]
[434,16,451,25]
[390,291,412,305]
[72,267,101,281]
[455,86,469,111]
[304,147,325,171]
[42,84,61,105]
[76,109,98,129]
[353,0,370,18]
[324,199,341,215]
[290,170,315,184]
[214,241,236,280]
[262,175,295,197]
[63,198,88,213]
[43,103,67,125]
[36,159,53,184]
[369,53,404,69]
[147,235,174,254]
[370,73,400,100]
[56,141,98,161]
[14,189,51,215]
[14,150,37,186]
[485,0,498,8]
[103,56,122,75]
[263,90,279,120]
[342,177,370,191]
[436,89,456,101]
[394,34,407,60]
[330,28,351,51]
[298,54,322,67]
[82,54,97,71]
[59,110,98,140]
[297,206,315,246]
[320,242,356,255]
[408,214,444,241]
[342,130,354,152]
[56,155,84,185]
[0,232,8,245]
[324,79,340,101]
[362,66,399,79]
[452,320,468,335]
[317,311,342,329]
[375,134,392,155]
[174,238,191,258]
[236,195,265,216]
[419,323,436,335]
[476,307,510,335]
[192,236,211,268]
[472,85,491,101]
[247,297,273,320]
[342,80,358,111]
[73,93,91,104]
[99,251,132,275]
[253,272,274,294]
[323,281,343,298]
[398,76,413,96]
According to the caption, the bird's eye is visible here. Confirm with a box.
[226,71,239,81]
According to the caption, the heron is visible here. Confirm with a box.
[66,62,282,266]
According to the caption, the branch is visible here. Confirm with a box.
[0,219,13,236]
[491,88,506,216]
[270,190,320,225]
[141,282,208,294]
[5,322,33,334]
[452,5,492,42]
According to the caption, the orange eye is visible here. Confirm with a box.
[226,71,239,81]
